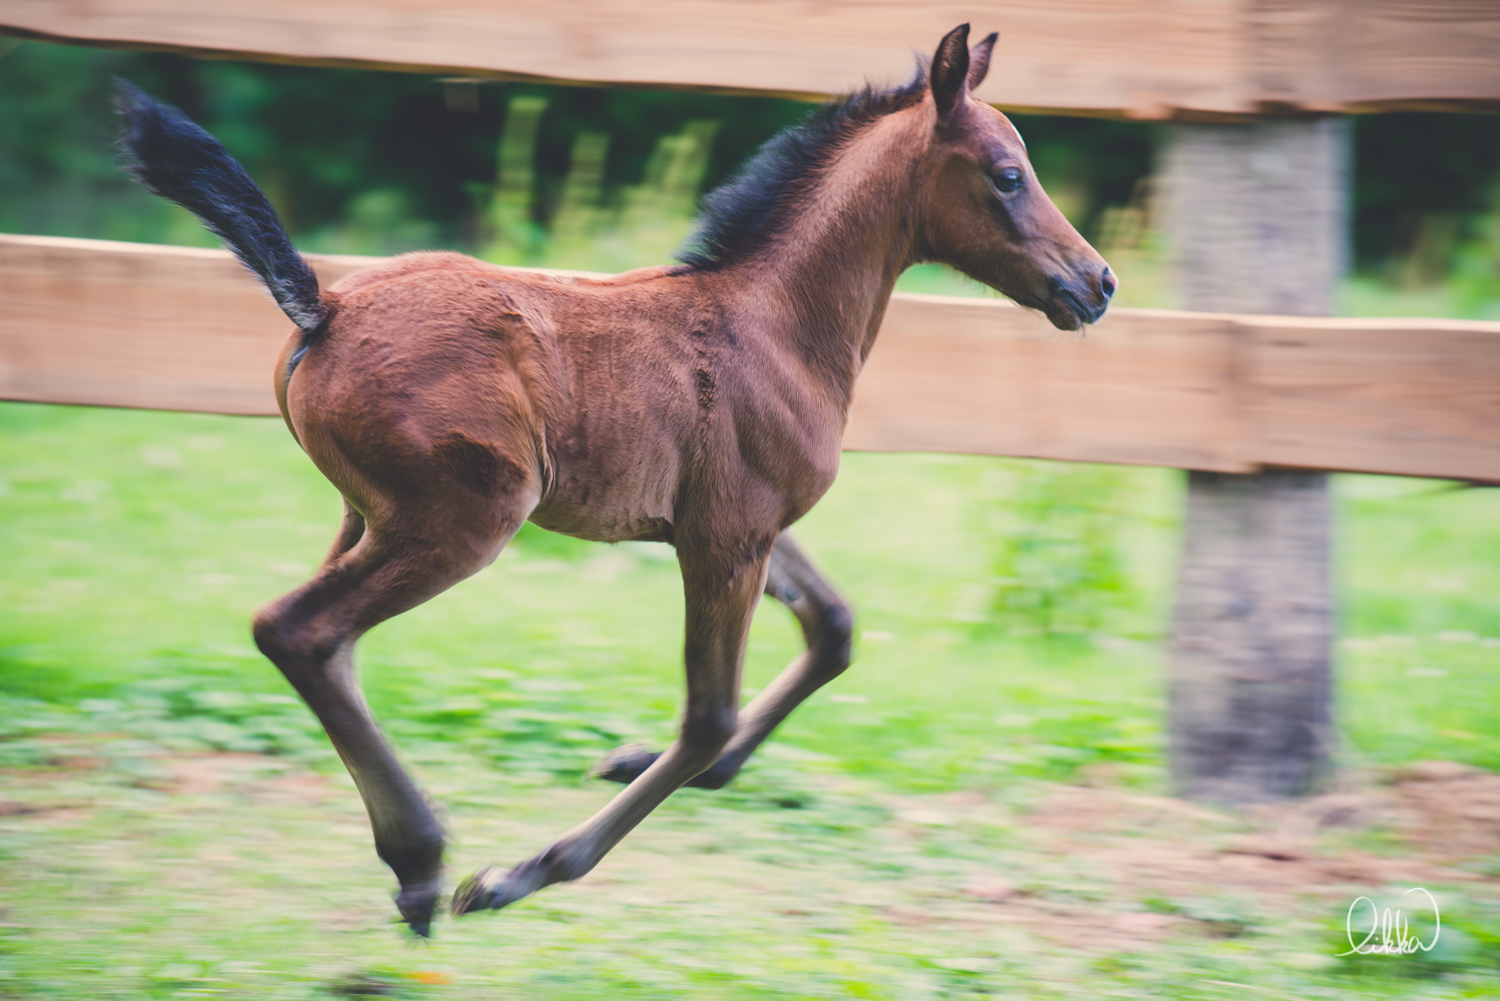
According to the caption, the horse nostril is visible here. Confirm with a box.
[1099,266,1117,299]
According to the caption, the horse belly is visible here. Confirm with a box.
[528,450,679,545]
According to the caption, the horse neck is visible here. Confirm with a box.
[730,109,928,402]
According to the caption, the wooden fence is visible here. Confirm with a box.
[4,0,1499,118]
[5,233,1500,482]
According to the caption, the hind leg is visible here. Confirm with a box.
[596,530,852,788]
[325,499,366,562]
[253,506,523,936]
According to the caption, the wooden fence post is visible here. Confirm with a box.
[1162,118,1351,803]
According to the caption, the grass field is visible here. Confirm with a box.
[3,400,1500,999]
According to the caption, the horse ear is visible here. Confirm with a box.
[930,23,970,117]
[967,32,998,90]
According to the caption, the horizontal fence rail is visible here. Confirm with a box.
[4,233,1500,480]
[3,1,1499,118]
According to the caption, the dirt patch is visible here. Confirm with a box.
[858,767,1500,953]
[16,747,1500,965]
[134,752,283,794]
[124,751,339,803]
[1386,760,1500,859]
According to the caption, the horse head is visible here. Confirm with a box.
[914,24,1116,331]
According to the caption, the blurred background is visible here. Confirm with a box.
[3,35,1500,1001]
[5,39,1500,315]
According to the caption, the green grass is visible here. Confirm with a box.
[0,403,1180,790]
[1338,475,1500,772]
[4,400,1500,998]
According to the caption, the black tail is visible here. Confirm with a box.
[114,78,327,333]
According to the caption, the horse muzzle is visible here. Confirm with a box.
[1044,266,1115,330]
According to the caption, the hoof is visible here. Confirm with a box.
[395,877,443,938]
[451,867,500,917]
[592,743,661,785]
[451,863,547,917]
[593,744,737,789]
[684,764,734,790]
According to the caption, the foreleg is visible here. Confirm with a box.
[452,536,771,915]
[595,530,852,789]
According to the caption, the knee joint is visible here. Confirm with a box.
[814,600,854,675]
[252,603,342,676]
[251,605,295,663]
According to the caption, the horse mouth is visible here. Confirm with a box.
[1046,283,1107,331]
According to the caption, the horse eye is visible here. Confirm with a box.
[992,167,1024,193]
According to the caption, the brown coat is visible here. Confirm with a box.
[243,24,1113,935]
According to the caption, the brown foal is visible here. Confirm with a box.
[116,24,1113,936]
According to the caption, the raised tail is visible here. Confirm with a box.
[113,78,327,334]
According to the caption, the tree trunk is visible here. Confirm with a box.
[1162,118,1349,803]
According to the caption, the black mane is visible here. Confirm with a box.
[676,71,928,269]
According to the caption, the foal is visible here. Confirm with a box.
[116,24,1113,936]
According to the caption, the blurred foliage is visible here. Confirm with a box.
[0,38,1159,267]
[9,38,1499,308]
[1353,113,1500,275]
[987,461,1146,637]
[0,39,810,258]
